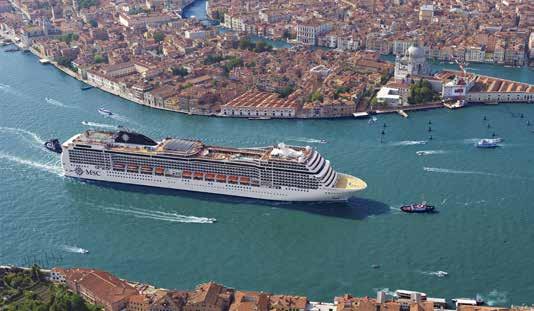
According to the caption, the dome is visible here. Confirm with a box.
[408,46,425,59]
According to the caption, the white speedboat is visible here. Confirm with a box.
[98,107,113,116]
[435,270,448,277]
[476,139,498,148]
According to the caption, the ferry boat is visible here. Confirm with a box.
[97,107,113,116]
[50,129,367,201]
[476,139,498,148]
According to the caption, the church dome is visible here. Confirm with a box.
[408,46,425,59]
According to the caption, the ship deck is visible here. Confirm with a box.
[335,174,367,190]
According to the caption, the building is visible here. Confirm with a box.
[127,290,188,311]
[296,20,332,46]
[183,282,234,311]
[394,46,431,80]
[269,295,308,311]
[230,291,271,311]
[419,4,434,23]
[51,268,139,311]
[438,72,475,99]
[221,90,299,118]
[376,87,402,106]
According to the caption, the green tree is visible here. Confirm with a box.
[77,0,98,9]
[308,89,323,102]
[93,54,105,64]
[171,66,188,77]
[204,54,224,64]
[153,31,165,43]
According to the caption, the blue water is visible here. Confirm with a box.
[2,43,534,305]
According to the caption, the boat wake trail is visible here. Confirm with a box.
[81,121,117,129]
[100,206,216,224]
[477,290,507,306]
[0,126,45,146]
[416,150,447,156]
[45,97,74,108]
[420,270,448,277]
[287,137,327,144]
[0,153,63,177]
[423,167,534,181]
[423,167,498,176]
[391,140,428,146]
[61,245,89,254]
[463,138,483,144]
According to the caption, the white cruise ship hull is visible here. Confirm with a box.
[62,155,358,202]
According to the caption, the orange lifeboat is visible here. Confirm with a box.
[228,176,238,184]
[155,167,165,175]
[205,173,215,181]
[216,174,226,182]
[193,172,204,180]
[127,164,138,172]
[182,170,192,178]
[240,176,250,185]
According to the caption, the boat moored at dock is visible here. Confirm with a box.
[50,129,367,201]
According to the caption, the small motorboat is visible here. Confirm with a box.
[400,202,435,213]
[476,139,498,148]
[434,270,448,278]
[98,107,113,116]
[486,137,503,143]
[39,58,50,64]
[44,139,63,153]
[81,83,93,90]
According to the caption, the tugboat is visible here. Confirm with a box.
[476,139,498,148]
[400,202,435,213]
[97,107,113,116]
[44,139,63,153]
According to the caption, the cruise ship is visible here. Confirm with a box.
[51,130,367,201]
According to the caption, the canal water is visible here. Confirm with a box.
[1,24,534,307]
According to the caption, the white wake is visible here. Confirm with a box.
[391,140,428,146]
[61,245,89,254]
[81,121,117,129]
[45,97,74,108]
[0,153,63,177]
[100,206,216,224]
[0,126,45,146]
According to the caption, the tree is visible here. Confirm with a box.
[88,19,98,27]
[56,56,72,67]
[308,89,323,102]
[171,66,188,77]
[77,0,98,9]
[93,54,105,64]
[276,85,294,98]
[153,31,165,43]
[204,54,224,64]
[30,264,41,282]
[58,33,79,44]
[407,79,436,104]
